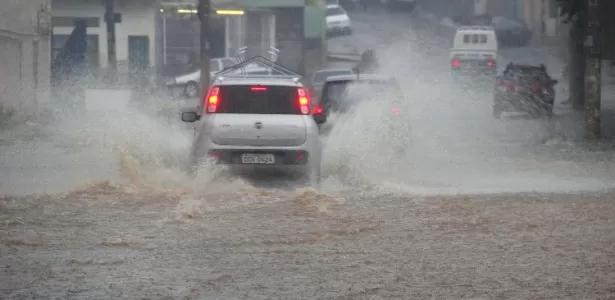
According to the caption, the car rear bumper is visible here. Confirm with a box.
[494,92,553,111]
[207,149,310,166]
[452,68,497,76]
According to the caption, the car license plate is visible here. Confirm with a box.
[241,153,275,165]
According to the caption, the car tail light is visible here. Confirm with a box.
[208,150,222,161]
[204,86,220,113]
[391,106,401,116]
[313,104,324,115]
[250,85,268,92]
[487,58,496,68]
[295,151,307,164]
[451,58,461,69]
[297,88,311,115]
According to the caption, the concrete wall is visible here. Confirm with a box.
[0,0,51,117]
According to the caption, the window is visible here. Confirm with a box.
[463,34,487,44]
[217,85,301,114]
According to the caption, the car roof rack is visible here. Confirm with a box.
[457,25,495,31]
[215,56,302,80]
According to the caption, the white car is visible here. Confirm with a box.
[326,4,352,36]
[166,57,273,98]
[181,74,323,184]
[450,26,498,77]
[166,57,236,97]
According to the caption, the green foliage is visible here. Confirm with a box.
[556,0,585,21]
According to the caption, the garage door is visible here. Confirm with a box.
[0,35,22,111]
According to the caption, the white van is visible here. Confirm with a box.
[450,26,498,76]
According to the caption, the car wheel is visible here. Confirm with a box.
[184,81,199,98]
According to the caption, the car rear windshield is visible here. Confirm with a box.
[463,34,488,44]
[322,80,403,112]
[327,7,345,16]
[505,67,549,81]
[217,85,300,114]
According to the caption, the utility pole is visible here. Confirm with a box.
[198,0,211,103]
[104,0,117,77]
[584,0,602,140]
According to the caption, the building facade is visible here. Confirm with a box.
[51,0,160,84]
[0,0,52,117]
[160,0,326,77]
[476,0,564,41]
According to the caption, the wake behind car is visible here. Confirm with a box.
[181,57,323,184]
[310,68,354,101]
[317,73,410,155]
[450,26,498,79]
[493,63,557,118]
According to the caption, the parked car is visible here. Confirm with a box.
[166,57,236,98]
[181,58,323,185]
[450,26,498,79]
[492,16,532,47]
[326,4,352,37]
[310,68,354,101]
[493,63,557,118]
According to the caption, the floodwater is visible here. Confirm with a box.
[1,7,615,300]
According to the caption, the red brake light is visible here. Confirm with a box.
[487,58,496,68]
[250,85,268,92]
[451,58,461,69]
[297,88,311,115]
[391,106,401,116]
[313,104,324,115]
[204,86,220,113]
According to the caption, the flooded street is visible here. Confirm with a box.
[2,185,615,298]
[2,5,615,300]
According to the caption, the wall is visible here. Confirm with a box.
[0,0,51,116]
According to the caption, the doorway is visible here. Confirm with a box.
[128,36,150,72]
